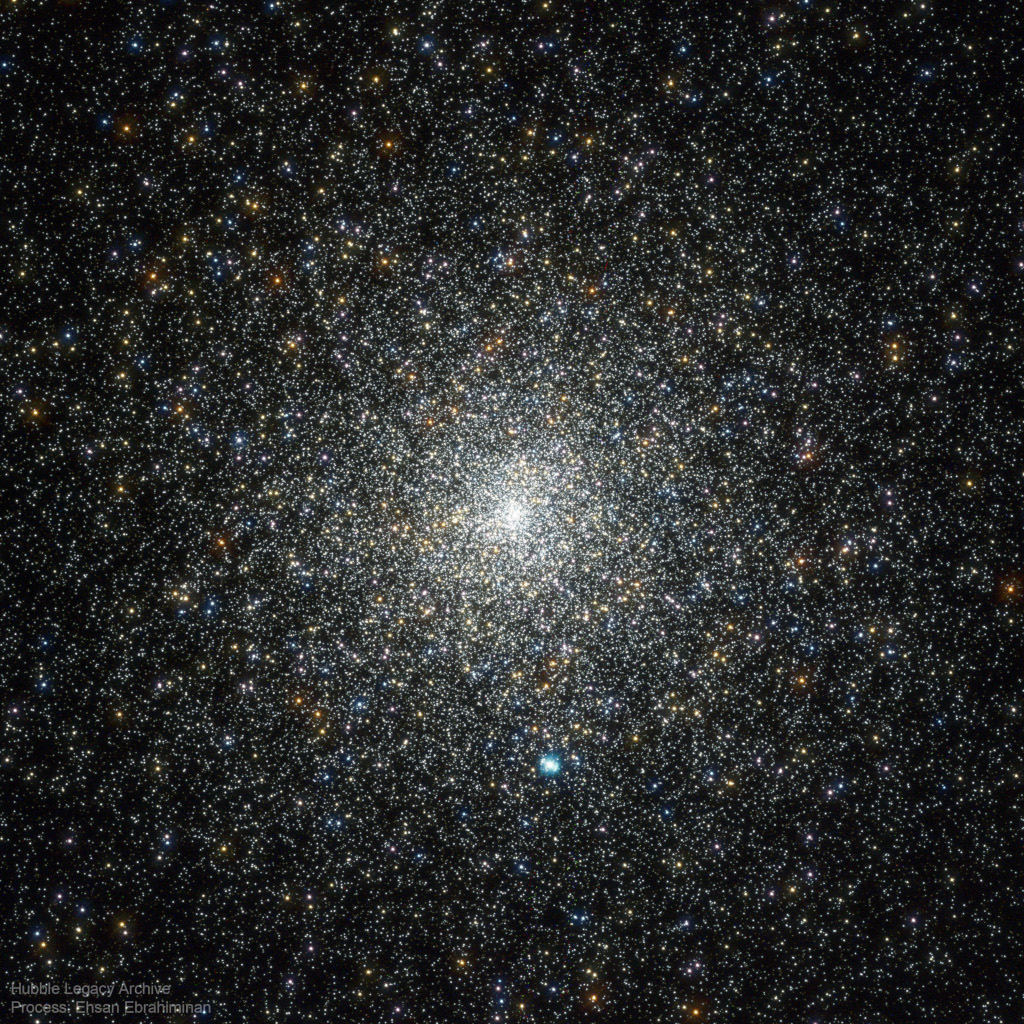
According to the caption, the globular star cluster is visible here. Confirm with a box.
[3,1,1022,1021]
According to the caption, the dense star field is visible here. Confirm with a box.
[3,1,1023,1021]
